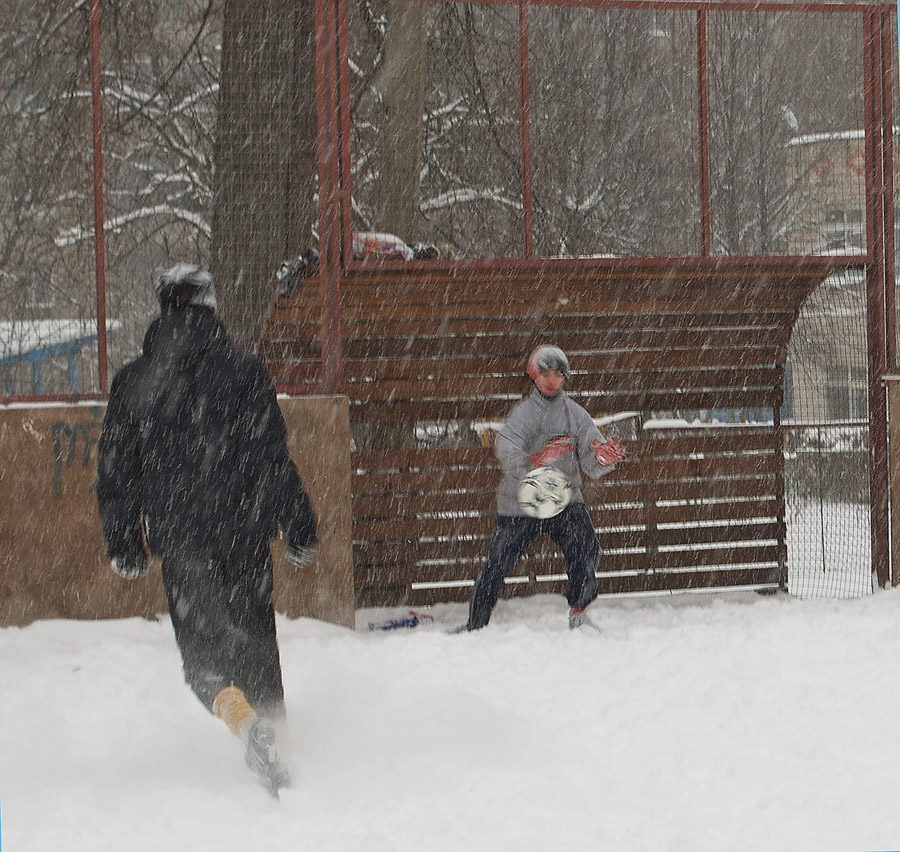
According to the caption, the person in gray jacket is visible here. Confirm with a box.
[465,345,626,630]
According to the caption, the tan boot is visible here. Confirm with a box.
[212,685,257,740]
[213,686,290,797]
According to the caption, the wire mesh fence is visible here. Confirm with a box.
[0,0,896,598]
[0,1,218,395]
[784,269,873,598]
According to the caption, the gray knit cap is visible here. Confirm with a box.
[526,345,570,381]
[155,263,217,313]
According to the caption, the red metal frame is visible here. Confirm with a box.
[89,0,108,395]
[697,8,711,256]
[315,0,344,394]
[861,8,897,588]
[344,253,866,275]
[338,0,354,267]
[392,0,890,11]
[880,10,896,370]
[319,0,897,588]
[5,0,897,586]
[518,2,533,257]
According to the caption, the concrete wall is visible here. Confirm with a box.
[0,396,354,628]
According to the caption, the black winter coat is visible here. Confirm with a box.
[96,307,317,562]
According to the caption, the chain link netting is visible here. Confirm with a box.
[0,0,895,598]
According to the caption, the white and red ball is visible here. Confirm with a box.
[517,467,572,519]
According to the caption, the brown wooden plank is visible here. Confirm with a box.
[340,367,784,393]
[338,262,831,286]
[358,563,783,608]
[638,430,778,455]
[351,494,780,534]
[350,433,775,472]
[354,540,784,587]
[348,390,783,422]
[351,497,779,541]
[332,332,787,362]
[592,474,782,503]
[343,375,784,406]
[352,513,779,552]
[291,264,823,294]
[352,493,497,521]
[336,323,790,347]
[268,307,796,334]
[324,338,785,369]
[327,294,810,321]
[354,514,498,542]
[351,464,779,511]
[652,497,780,525]
[351,449,779,496]
[650,521,780,548]
[339,348,787,381]
[276,345,788,383]
[285,278,812,310]
[353,536,780,574]
[350,466,502,493]
[265,335,787,370]
[611,452,781,482]
[351,492,652,528]
[263,325,791,358]
[324,283,814,314]
[338,268,819,291]
[352,446,495,470]
[340,370,783,403]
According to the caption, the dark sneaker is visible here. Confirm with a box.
[245,718,290,797]
[568,606,588,630]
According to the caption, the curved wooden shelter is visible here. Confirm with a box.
[258,0,897,604]
[261,257,840,605]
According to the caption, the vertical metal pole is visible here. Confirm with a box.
[864,11,891,588]
[882,9,898,588]
[519,1,533,258]
[337,0,353,266]
[881,11,896,371]
[881,9,897,586]
[315,0,343,394]
[697,9,711,256]
[89,0,108,394]
[773,402,787,589]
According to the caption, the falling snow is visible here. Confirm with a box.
[3,583,900,851]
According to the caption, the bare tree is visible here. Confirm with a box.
[210,0,317,352]
[0,0,223,382]
[370,1,427,241]
[0,0,873,390]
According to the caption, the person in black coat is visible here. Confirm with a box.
[96,263,317,796]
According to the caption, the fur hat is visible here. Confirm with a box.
[526,345,570,382]
[155,263,216,313]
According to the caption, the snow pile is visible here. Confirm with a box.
[3,590,900,851]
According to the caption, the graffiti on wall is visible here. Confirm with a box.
[50,409,104,499]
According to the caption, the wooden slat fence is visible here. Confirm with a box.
[260,260,834,606]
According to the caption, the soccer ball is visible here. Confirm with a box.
[517,467,572,519]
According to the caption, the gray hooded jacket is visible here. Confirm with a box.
[495,387,616,516]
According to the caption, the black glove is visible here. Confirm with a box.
[110,552,148,579]
[285,543,317,567]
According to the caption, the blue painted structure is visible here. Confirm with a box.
[0,320,119,395]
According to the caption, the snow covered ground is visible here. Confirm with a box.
[788,501,872,599]
[4,587,900,851]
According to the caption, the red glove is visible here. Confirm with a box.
[530,436,574,468]
[592,436,626,466]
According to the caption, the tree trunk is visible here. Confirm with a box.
[372,2,427,242]
[211,0,317,352]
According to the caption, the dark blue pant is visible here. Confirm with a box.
[467,502,600,629]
